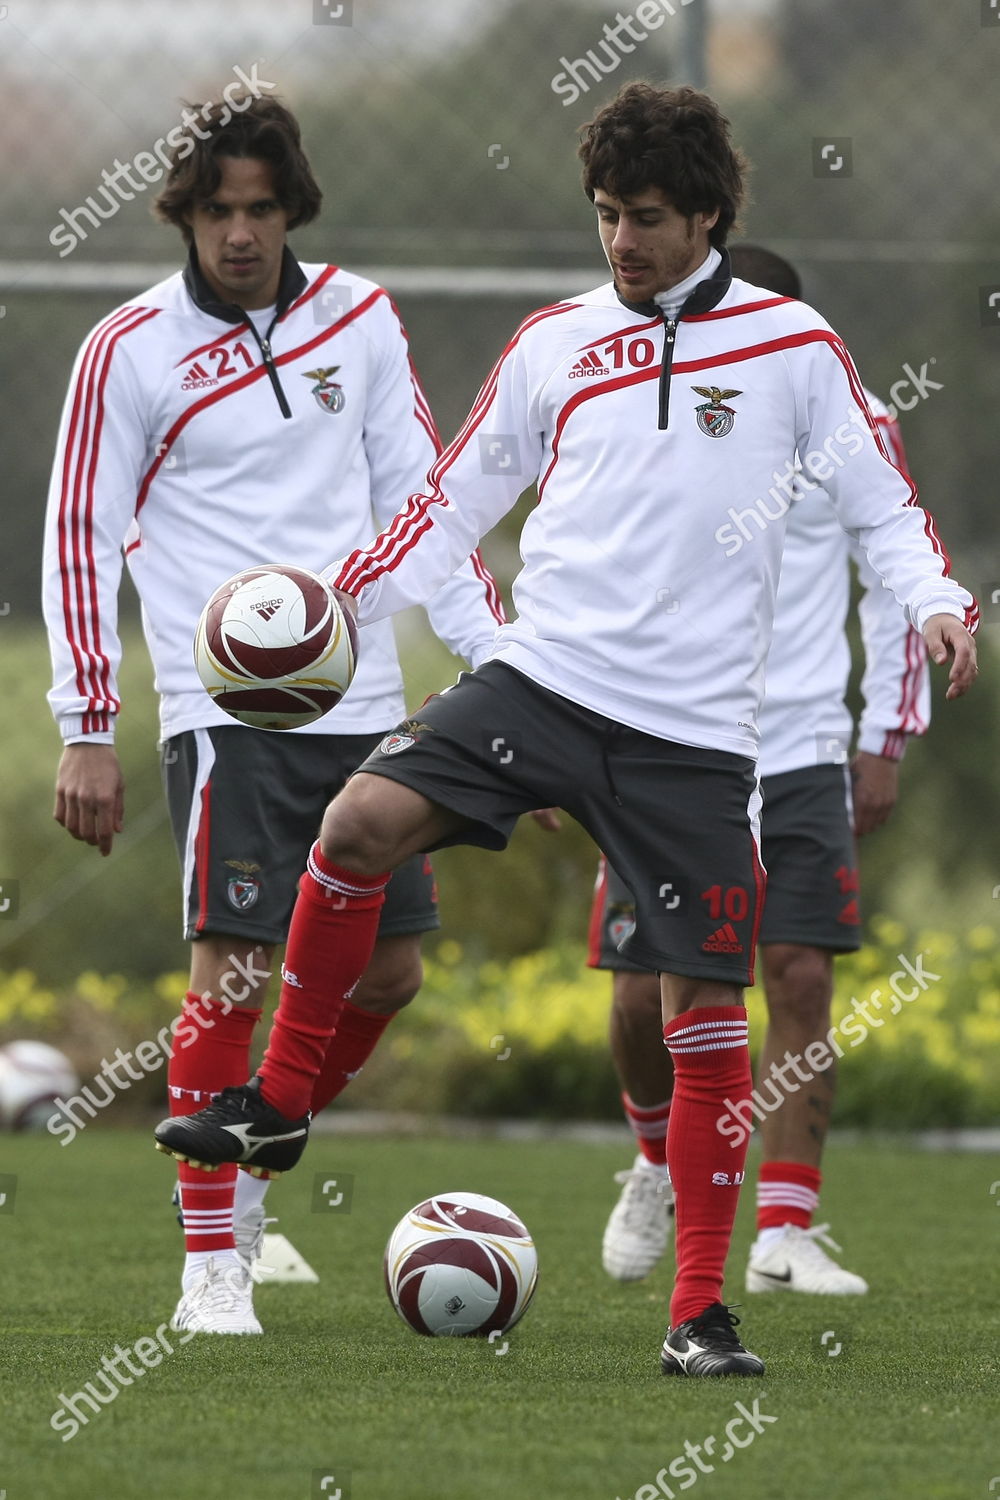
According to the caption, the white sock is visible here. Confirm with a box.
[182,1247,242,1292]
[754,1224,792,1252]
[233,1168,272,1222]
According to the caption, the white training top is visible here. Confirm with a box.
[758,391,930,777]
[43,257,504,743]
[335,261,975,761]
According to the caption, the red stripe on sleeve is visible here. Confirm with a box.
[336,301,578,598]
[57,306,159,726]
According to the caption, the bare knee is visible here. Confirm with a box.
[319,781,404,874]
[659,973,743,1023]
[612,970,662,1026]
[318,775,451,875]
[189,936,275,1007]
[761,943,833,1031]
[352,936,424,1015]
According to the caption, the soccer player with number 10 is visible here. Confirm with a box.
[160,83,978,1376]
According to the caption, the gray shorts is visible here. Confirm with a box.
[355,662,765,985]
[589,762,860,971]
[161,726,439,944]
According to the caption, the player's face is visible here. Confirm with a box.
[594,188,720,303]
[185,156,290,310]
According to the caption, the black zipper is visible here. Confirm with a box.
[243,315,293,420]
[657,316,677,432]
[614,250,734,433]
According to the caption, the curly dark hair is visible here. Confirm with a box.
[153,95,322,241]
[578,83,748,248]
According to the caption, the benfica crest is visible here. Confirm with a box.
[608,905,636,949]
[304,365,345,414]
[227,876,260,911]
[691,385,742,438]
[378,717,433,757]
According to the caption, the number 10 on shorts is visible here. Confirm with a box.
[700,884,749,922]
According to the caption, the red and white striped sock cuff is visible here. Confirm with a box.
[304,841,389,903]
[756,1160,822,1231]
[622,1092,671,1166]
[179,1175,236,1250]
[663,1007,749,1056]
[181,1207,235,1239]
[168,1084,219,1106]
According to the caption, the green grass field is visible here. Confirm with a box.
[2,1129,996,1500]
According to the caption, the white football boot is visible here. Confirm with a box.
[745,1222,869,1295]
[170,1255,263,1335]
[601,1154,675,1281]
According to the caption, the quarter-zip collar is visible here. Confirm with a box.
[182,244,307,324]
[182,246,308,420]
[615,248,733,430]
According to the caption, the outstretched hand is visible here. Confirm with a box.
[922,613,977,700]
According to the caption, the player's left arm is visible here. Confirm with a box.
[362,294,505,665]
[795,335,979,702]
[846,399,931,835]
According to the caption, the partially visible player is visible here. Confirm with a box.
[42,94,504,1335]
[157,86,977,1378]
[593,244,927,1293]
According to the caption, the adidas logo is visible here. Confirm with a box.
[568,351,609,379]
[837,897,861,925]
[252,598,284,621]
[701,922,743,954]
[181,360,218,391]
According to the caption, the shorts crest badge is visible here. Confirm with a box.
[378,718,433,756]
[608,904,636,950]
[379,731,414,756]
[691,385,742,438]
[227,877,260,910]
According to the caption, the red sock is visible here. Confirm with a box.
[756,1160,821,1232]
[663,1006,752,1326]
[310,1000,396,1114]
[259,842,387,1118]
[168,992,261,1252]
[622,1092,671,1167]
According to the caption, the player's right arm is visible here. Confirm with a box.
[332,324,542,623]
[42,314,150,854]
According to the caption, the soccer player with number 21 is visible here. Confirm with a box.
[160,83,978,1376]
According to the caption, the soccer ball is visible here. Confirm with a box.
[383,1191,538,1338]
[0,1041,78,1131]
[194,562,358,730]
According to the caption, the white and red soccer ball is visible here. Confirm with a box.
[384,1191,538,1338]
[194,563,358,730]
[0,1041,78,1131]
